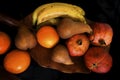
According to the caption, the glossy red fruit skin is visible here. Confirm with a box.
[84,47,113,73]
[66,34,90,56]
[89,22,113,46]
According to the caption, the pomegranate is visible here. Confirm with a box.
[89,22,113,46]
[84,47,113,73]
[66,34,90,56]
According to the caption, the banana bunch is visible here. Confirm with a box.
[32,2,87,25]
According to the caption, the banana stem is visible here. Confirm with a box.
[0,13,20,27]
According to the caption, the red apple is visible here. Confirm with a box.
[84,47,113,73]
[66,34,90,56]
[89,22,113,46]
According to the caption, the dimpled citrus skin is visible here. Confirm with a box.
[3,49,31,74]
[36,26,59,48]
[0,32,11,55]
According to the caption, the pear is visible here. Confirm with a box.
[57,17,92,39]
[52,44,74,65]
[15,26,37,50]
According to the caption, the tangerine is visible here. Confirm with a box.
[3,49,31,74]
[36,26,59,48]
[0,31,11,55]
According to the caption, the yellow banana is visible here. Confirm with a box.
[39,2,85,16]
[32,3,54,25]
[32,2,86,25]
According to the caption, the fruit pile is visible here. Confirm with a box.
[0,31,31,74]
[0,2,113,74]
[34,18,113,74]
[32,2,113,74]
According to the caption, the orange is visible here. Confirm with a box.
[0,31,11,55]
[36,26,59,48]
[3,49,31,74]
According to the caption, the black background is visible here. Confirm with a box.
[0,0,120,80]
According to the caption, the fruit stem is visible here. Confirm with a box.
[90,63,97,70]
[77,39,82,45]
[99,39,106,46]
[93,63,97,67]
